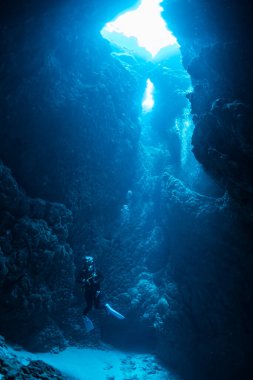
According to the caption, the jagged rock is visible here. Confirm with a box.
[0,162,75,349]
[0,336,67,379]
[163,2,253,206]
[192,99,253,201]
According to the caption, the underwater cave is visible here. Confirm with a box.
[0,0,253,379]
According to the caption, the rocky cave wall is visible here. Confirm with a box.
[0,0,141,350]
[155,1,253,379]
[163,0,253,206]
[0,162,75,350]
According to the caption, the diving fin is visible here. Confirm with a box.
[83,316,94,333]
[105,303,125,320]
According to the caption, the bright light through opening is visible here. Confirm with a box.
[101,0,179,58]
[142,78,155,112]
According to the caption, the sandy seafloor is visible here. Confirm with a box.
[10,345,179,380]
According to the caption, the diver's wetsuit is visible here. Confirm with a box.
[80,269,105,316]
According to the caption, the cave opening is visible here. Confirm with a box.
[101,0,222,197]
[101,0,179,60]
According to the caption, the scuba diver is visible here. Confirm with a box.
[79,256,125,332]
